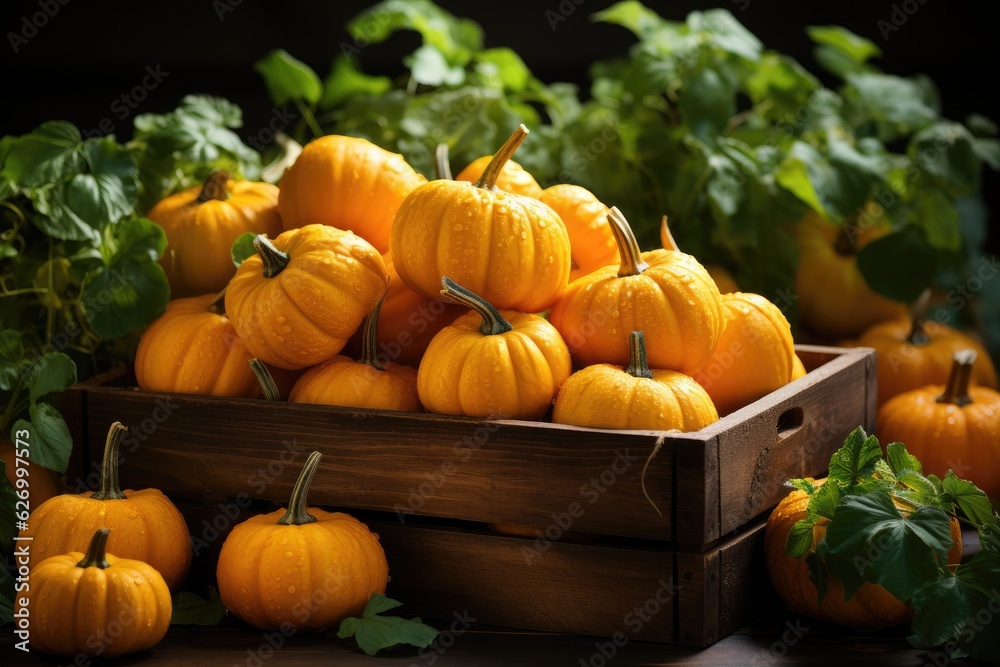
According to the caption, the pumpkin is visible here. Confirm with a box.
[793,208,907,338]
[391,125,572,312]
[148,171,282,298]
[538,184,620,282]
[849,315,998,406]
[19,422,191,590]
[693,292,796,416]
[277,135,425,254]
[549,207,724,374]
[765,478,963,628]
[2,439,62,510]
[659,216,739,294]
[791,354,808,381]
[455,154,543,198]
[553,331,718,431]
[289,295,422,411]
[418,277,571,419]
[217,451,388,631]
[878,350,1000,499]
[16,528,171,657]
[225,225,388,370]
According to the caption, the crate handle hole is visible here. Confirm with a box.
[777,407,804,437]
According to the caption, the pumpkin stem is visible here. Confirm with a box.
[906,290,932,345]
[360,293,387,371]
[277,451,322,526]
[608,207,648,277]
[833,224,856,257]
[249,358,282,401]
[91,422,128,501]
[197,170,230,203]
[439,277,512,336]
[76,528,112,569]
[475,124,528,191]
[937,349,977,407]
[624,331,654,379]
[254,235,290,278]
[208,286,228,315]
[435,143,453,181]
[659,215,679,252]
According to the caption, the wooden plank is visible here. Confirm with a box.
[672,435,718,546]
[718,523,774,638]
[676,547,721,647]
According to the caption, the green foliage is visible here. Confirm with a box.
[171,586,228,626]
[337,594,440,656]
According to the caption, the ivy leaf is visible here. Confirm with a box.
[940,471,995,526]
[856,225,937,302]
[337,594,440,656]
[27,352,76,403]
[2,121,84,188]
[13,403,73,473]
[171,587,227,626]
[231,232,257,267]
[320,57,392,110]
[827,427,881,488]
[254,49,323,106]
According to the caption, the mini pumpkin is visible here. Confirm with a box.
[225,224,388,369]
[549,207,724,374]
[553,331,718,431]
[148,171,282,298]
[16,528,172,657]
[217,451,388,631]
[660,217,739,294]
[878,350,1000,499]
[277,135,425,253]
[20,422,191,590]
[391,125,572,313]
[418,277,571,419]
[538,184,620,282]
[791,354,808,381]
[455,153,543,197]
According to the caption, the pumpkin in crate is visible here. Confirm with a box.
[277,135,425,253]
[391,125,572,313]
[553,331,718,431]
[878,350,1000,499]
[659,217,739,294]
[19,422,191,590]
[217,451,389,631]
[226,224,388,369]
[791,354,808,381]
[455,154,543,198]
[418,277,571,419]
[550,207,724,374]
[538,184,620,282]
[16,528,172,657]
[147,171,282,298]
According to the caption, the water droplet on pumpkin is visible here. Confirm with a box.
[285,551,293,558]
[453,224,463,232]
[450,258,459,265]
[287,584,296,594]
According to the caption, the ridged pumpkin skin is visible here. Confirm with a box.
[694,292,795,416]
[17,530,171,657]
[553,332,718,431]
[226,224,388,370]
[538,184,619,282]
[765,479,963,629]
[659,216,738,294]
[550,208,724,374]
[455,155,543,198]
[277,135,425,253]
[148,172,282,298]
[135,293,261,398]
[794,210,907,338]
[20,424,191,591]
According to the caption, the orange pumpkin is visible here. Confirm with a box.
[417,277,571,419]
[550,207,724,374]
[693,292,796,416]
[455,154,543,198]
[217,451,388,631]
[878,350,1000,499]
[225,225,388,369]
[20,422,191,590]
[791,354,808,381]
[391,125,572,313]
[538,184,620,282]
[277,135,425,253]
[553,331,718,431]
[148,171,282,298]
[659,217,739,294]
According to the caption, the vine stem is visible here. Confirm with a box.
[439,277,512,336]
[248,359,282,401]
[91,422,128,500]
[937,349,976,407]
[624,331,654,379]
[360,294,387,370]
[253,235,290,278]
[277,451,323,526]
[607,207,648,277]
[476,125,528,190]
[294,100,323,138]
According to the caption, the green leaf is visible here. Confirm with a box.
[477,48,530,92]
[911,187,961,251]
[941,471,996,527]
[337,594,440,656]
[845,74,937,141]
[407,44,465,87]
[0,330,25,391]
[254,49,323,106]
[886,441,922,476]
[856,225,937,302]
[690,10,762,62]
[174,95,244,127]
[0,460,17,551]
[13,403,73,473]
[27,352,76,403]
[786,518,816,559]
[347,0,482,67]
[775,140,884,222]
[966,113,998,138]
[320,57,392,110]
[807,26,882,64]
[2,121,84,188]
[910,122,981,197]
[896,471,939,504]
[0,568,14,624]
[827,427,881,487]
[786,478,815,495]
[591,1,671,40]
[908,574,971,648]
[231,232,257,267]
[744,53,819,116]
[972,138,1000,171]
[171,587,228,626]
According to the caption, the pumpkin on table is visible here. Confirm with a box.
[217,451,388,631]
[16,528,172,657]
[148,171,282,298]
[538,184,620,282]
[19,422,191,590]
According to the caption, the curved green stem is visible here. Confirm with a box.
[360,294,386,370]
[197,171,230,203]
[440,277,512,336]
[91,422,128,500]
[937,349,976,407]
[435,144,453,180]
[254,235,290,278]
[76,528,112,569]
[277,451,322,526]
[294,100,323,138]
[475,124,528,190]
[249,358,282,401]
[624,331,654,379]
[607,207,648,277]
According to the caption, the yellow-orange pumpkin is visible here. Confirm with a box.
[659,217,739,294]
[455,154,543,197]
[538,184,619,282]
[791,354,808,381]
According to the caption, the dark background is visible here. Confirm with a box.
[1,0,998,249]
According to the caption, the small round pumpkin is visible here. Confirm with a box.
[659,216,739,294]
[693,292,796,416]
[550,207,724,374]
[217,451,388,631]
[289,295,422,412]
[878,350,1000,499]
[225,225,388,369]
[455,154,543,198]
[148,171,282,298]
[17,528,172,657]
[791,354,808,381]
[20,422,191,590]
[277,135,425,253]
[418,277,571,419]
[538,184,619,282]
[391,125,572,313]
[553,331,718,431]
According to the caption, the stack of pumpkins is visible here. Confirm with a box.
[136,125,806,431]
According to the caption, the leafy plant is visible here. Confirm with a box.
[337,593,440,656]
[171,586,229,626]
